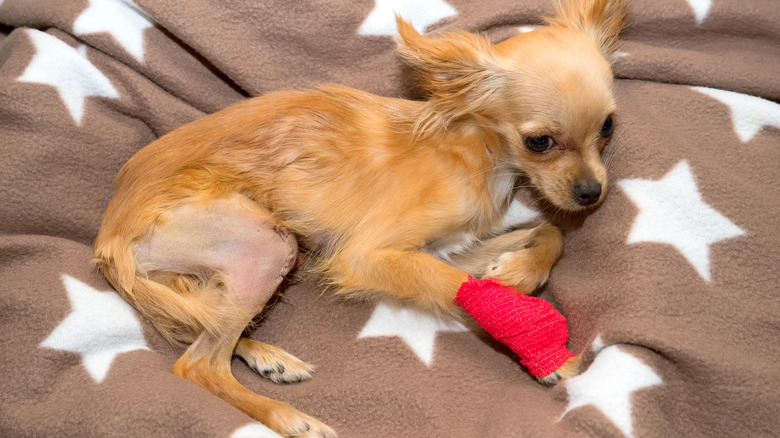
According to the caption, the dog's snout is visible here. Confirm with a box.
[573,182,602,206]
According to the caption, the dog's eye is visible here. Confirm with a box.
[600,117,614,138]
[524,135,554,154]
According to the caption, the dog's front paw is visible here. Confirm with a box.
[487,250,551,294]
[536,355,580,386]
[485,223,563,293]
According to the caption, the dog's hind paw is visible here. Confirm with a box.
[263,403,337,438]
[236,338,315,384]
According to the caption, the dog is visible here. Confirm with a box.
[94,0,627,436]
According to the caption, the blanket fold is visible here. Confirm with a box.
[1,0,778,436]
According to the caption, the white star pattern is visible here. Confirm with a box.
[18,30,119,125]
[693,86,780,143]
[73,0,153,63]
[40,275,149,383]
[685,0,712,24]
[502,197,541,229]
[231,423,283,438]
[560,345,663,438]
[618,161,745,282]
[358,0,457,37]
[358,301,467,366]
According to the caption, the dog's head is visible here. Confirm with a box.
[397,0,628,211]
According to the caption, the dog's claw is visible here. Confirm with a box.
[537,371,562,386]
[249,357,313,384]
[536,355,580,385]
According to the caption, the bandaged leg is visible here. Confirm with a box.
[454,276,575,379]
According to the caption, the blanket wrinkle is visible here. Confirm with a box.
[1,0,779,437]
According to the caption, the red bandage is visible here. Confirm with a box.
[454,276,574,377]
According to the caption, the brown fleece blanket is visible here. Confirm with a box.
[1,1,779,437]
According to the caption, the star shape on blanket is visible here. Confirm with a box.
[618,160,745,282]
[40,275,149,383]
[231,423,283,438]
[18,30,119,125]
[358,0,457,37]
[559,345,662,438]
[693,87,780,143]
[73,0,153,63]
[358,301,467,367]
[685,0,711,24]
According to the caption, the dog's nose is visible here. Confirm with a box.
[573,182,602,206]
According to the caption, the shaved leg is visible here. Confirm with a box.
[134,194,335,437]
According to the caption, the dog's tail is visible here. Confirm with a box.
[93,225,249,347]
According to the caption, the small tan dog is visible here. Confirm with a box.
[94,0,627,436]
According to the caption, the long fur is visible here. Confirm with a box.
[93,1,628,436]
[544,0,630,62]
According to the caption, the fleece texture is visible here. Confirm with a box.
[1,0,779,437]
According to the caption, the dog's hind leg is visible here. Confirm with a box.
[135,193,335,437]
[173,325,334,437]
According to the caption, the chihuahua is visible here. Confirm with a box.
[94,0,627,436]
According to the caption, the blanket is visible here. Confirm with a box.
[1,0,779,437]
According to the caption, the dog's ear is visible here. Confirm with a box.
[395,17,504,134]
[544,0,629,61]
[395,16,501,102]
